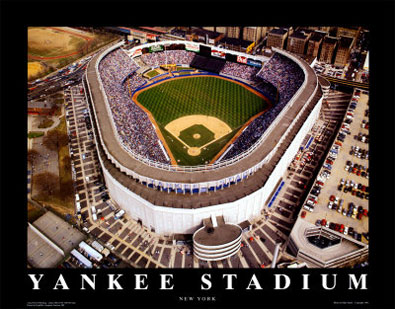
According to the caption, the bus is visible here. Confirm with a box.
[114,209,125,220]
[76,201,81,212]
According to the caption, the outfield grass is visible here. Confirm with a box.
[136,76,269,129]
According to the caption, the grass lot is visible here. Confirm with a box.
[28,27,118,80]
[38,118,54,129]
[28,132,44,138]
[28,202,46,223]
[28,27,89,58]
[137,76,269,165]
[35,116,74,216]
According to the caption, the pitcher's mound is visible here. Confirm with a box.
[193,134,201,139]
[188,147,201,156]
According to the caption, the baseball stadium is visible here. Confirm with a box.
[83,38,324,246]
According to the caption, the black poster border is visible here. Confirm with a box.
[0,1,394,308]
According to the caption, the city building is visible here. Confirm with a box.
[266,28,288,49]
[218,37,254,52]
[307,26,331,33]
[336,26,360,39]
[363,51,369,71]
[28,99,56,116]
[189,28,224,45]
[226,26,241,39]
[243,26,265,43]
[306,31,326,58]
[215,27,227,34]
[334,36,355,67]
[286,31,310,55]
[319,36,338,64]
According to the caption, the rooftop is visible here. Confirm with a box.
[324,36,338,45]
[309,32,326,42]
[28,99,54,109]
[219,37,253,48]
[269,28,288,36]
[193,224,241,246]
[339,36,354,48]
[290,31,308,40]
[192,28,223,39]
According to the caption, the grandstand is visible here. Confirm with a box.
[84,40,323,234]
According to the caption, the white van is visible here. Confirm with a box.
[91,206,96,214]
[92,213,97,221]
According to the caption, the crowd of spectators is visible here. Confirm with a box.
[98,48,170,164]
[219,62,260,81]
[221,53,305,161]
[140,50,195,67]
[97,48,305,166]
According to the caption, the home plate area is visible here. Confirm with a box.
[165,115,232,157]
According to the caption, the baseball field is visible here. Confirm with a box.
[27,27,116,80]
[134,75,272,166]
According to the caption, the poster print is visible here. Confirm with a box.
[1,1,394,309]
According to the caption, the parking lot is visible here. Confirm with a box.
[300,88,369,243]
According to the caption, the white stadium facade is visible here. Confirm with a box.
[83,39,324,239]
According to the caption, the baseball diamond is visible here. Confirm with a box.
[133,75,272,165]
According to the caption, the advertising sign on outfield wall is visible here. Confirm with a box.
[247,59,262,67]
[237,55,248,64]
[149,45,164,52]
[185,42,200,52]
[211,49,226,59]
